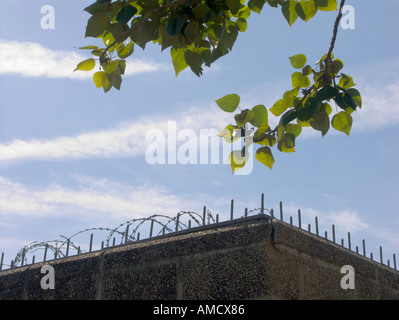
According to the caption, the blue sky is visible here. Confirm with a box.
[0,0,398,268]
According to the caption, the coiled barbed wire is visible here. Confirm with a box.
[8,208,267,268]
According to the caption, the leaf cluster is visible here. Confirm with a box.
[75,0,339,92]
[217,50,362,173]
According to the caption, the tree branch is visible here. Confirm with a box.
[326,0,346,61]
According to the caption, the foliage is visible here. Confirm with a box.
[76,0,361,173]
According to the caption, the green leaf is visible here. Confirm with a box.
[184,21,201,43]
[309,110,330,136]
[334,89,357,113]
[107,69,122,90]
[270,99,289,117]
[285,123,302,137]
[332,111,352,136]
[302,65,312,76]
[171,47,189,76]
[117,42,134,59]
[278,133,296,153]
[234,109,254,127]
[116,5,137,24]
[118,60,126,75]
[338,73,355,89]
[296,0,317,21]
[298,97,321,121]
[236,18,248,32]
[218,124,240,143]
[250,105,268,127]
[314,85,339,102]
[315,0,337,11]
[282,0,299,26]
[255,146,275,170]
[347,88,362,108]
[226,0,244,15]
[256,133,276,147]
[280,109,298,127]
[229,149,249,173]
[79,45,99,50]
[216,94,240,113]
[74,58,96,72]
[289,53,307,69]
[167,15,185,36]
[84,2,112,15]
[248,0,267,14]
[331,58,344,73]
[85,13,110,38]
[291,72,310,88]
[130,20,158,50]
[184,50,203,77]
[93,71,112,93]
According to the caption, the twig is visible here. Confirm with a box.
[326,0,346,61]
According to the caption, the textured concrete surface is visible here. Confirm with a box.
[0,215,398,300]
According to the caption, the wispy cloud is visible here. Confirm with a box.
[0,105,231,164]
[0,175,201,222]
[0,39,162,79]
[280,203,370,234]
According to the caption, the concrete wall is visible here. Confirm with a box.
[0,215,398,300]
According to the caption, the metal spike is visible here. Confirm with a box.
[230,199,234,220]
[298,209,301,229]
[66,239,70,257]
[245,208,248,217]
[89,233,93,252]
[0,252,4,270]
[21,248,25,266]
[44,244,48,262]
[261,193,264,214]
[380,246,383,264]
[290,216,293,225]
[176,213,180,232]
[315,216,319,236]
[150,220,154,238]
[393,253,397,270]
[32,256,35,264]
[271,208,274,218]
[279,201,283,221]
[348,232,351,251]
[332,224,336,243]
[216,213,219,223]
[203,206,206,225]
[125,225,130,243]
[325,231,328,239]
